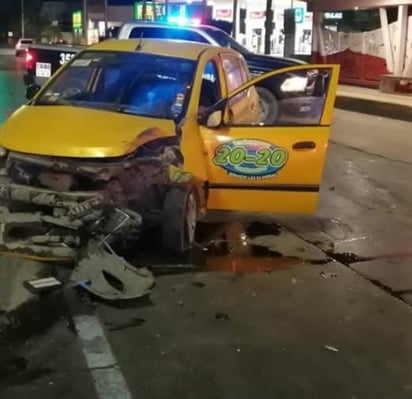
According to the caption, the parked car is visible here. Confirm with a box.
[15,38,35,56]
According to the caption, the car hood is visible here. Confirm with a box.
[0,105,176,158]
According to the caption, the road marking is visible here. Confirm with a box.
[74,314,133,399]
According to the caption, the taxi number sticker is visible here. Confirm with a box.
[213,139,288,180]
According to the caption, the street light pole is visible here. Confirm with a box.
[21,0,25,38]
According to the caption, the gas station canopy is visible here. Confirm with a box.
[307,0,412,11]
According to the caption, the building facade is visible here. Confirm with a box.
[309,0,412,88]
[41,0,412,88]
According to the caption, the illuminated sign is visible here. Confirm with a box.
[324,12,343,19]
[72,10,82,30]
[295,7,304,24]
[134,1,166,21]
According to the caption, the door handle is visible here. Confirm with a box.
[292,141,316,150]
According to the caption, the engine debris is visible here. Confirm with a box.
[0,143,185,300]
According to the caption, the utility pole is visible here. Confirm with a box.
[21,0,25,38]
[264,0,273,54]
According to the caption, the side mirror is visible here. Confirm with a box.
[26,84,40,100]
[206,110,223,128]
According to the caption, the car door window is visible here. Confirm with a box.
[130,27,166,39]
[199,61,221,110]
[221,55,247,104]
[227,68,331,126]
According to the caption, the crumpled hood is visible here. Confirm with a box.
[0,105,176,158]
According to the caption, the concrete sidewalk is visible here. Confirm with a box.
[336,84,412,122]
[331,109,412,164]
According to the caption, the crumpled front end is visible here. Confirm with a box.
[0,144,183,299]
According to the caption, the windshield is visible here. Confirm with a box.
[201,27,250,54]
[34,51,196,120]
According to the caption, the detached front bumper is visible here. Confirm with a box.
[0,180,105,259]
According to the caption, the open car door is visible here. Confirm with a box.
[200,64,340,214]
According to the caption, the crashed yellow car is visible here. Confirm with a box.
[0,39,339,299]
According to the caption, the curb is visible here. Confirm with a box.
[335,95,412,123]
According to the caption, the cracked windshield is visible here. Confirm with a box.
[1,1,412,399]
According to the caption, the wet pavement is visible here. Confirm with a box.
[1,50,412,398]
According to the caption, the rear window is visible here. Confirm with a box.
[21,39,33,44]
[129,27,209,44]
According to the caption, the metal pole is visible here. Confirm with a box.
[21,0,25,38]
[165,0,169,19]
[264,0,273,54]
[142,0,147,20]
[83,0,88,39]
[232,0,238,38]
[104,0,108,36]
[153,0,157,21]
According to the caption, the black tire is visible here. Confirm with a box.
[256,86,279,124]
[161,185,198,254]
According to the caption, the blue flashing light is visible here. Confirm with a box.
[167,16,201,26]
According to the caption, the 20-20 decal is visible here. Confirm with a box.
[212,139,289,179]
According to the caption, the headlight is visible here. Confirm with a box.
[0,146,8,158]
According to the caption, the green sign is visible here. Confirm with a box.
[134,1,166,21]
[294,7,304,24]
[72,10,82,30]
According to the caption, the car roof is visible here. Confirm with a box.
[120,21,225,33]
[88,38,232,60]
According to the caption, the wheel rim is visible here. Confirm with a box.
[184,192,197,245]
[259,97,270,123]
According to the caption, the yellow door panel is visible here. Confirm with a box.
[200,64,340,214]
[207,190,319,214]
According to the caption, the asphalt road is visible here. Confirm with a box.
[1,52,412,399]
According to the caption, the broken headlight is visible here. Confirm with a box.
[0,146,7,159]
[0,146,8,170]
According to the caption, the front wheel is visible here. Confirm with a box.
[256,86,279,125]
[161,185,198,254]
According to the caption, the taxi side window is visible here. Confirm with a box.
[221,55,247,104]
[199,61,221,109]
[227,68,331,126]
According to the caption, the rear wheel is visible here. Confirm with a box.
[161,186,198,254]
[256,86,279,125]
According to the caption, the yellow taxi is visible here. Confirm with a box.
[0,38,339,258]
